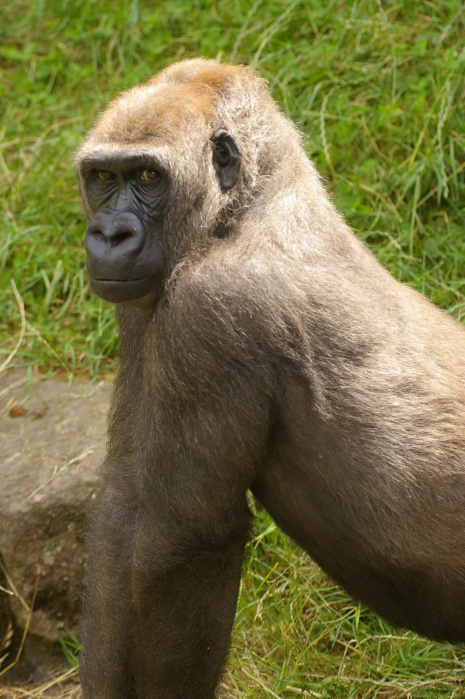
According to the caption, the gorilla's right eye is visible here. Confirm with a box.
[140,170,159,182]
[96,170,115,181]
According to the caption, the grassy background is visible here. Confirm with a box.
[1,0,465,696]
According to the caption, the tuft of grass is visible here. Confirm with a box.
[1,1,465,696]
[57,628,81,671]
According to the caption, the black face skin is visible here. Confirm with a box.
[82,155,168,303]
[82,133,241,304]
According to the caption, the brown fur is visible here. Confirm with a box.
[76,59,465,698]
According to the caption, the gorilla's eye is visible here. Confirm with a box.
[96,170,115,181]
[140,170,159,182]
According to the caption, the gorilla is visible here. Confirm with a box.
[76,59,465,698]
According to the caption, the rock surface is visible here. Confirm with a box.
[0,368,111,646]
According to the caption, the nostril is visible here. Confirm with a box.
[90,230,106,243]
[109,230,135,247]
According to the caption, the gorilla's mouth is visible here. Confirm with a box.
[89,274,161,303]
[93,274,157,283]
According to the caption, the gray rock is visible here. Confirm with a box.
[0,368,111,643]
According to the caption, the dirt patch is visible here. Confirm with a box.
[0,368,111,689]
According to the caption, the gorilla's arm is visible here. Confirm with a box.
[81,295,273,699]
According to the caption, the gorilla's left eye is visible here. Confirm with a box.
[140,170,159,182]
[96,170,115,181]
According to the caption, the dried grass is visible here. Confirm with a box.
[0,668,81,699]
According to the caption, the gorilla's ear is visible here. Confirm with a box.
[211,130,241,190]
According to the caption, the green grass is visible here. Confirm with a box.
[223,507,465,698]
[1,0,465,695]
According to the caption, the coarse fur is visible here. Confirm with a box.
[76,59,465,698]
